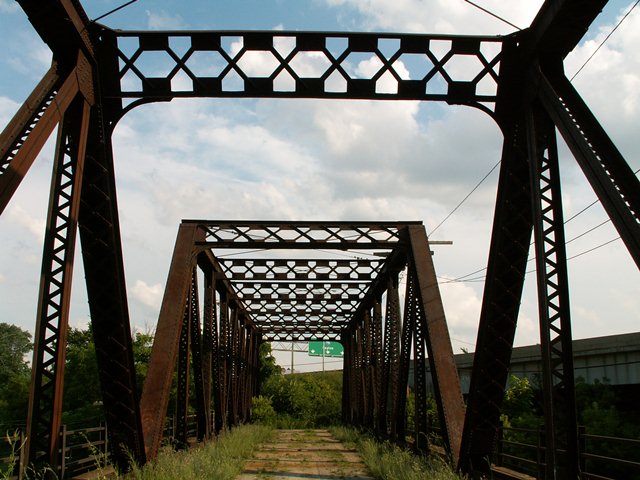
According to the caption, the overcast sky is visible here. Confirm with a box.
[1,0,638,371]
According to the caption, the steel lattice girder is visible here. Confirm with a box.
[102,29,503,109]
[3,0,639,477]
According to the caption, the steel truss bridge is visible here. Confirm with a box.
[1,0,639,478]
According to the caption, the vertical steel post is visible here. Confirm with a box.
[394,269,414,445]
[201,265,215,438]
[526,102,579,479]
[386,273,402,440]
[188,270,207,442]
[26,96,90,468]
[372,298,384,435]
[175,296,191,447]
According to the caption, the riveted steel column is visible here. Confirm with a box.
[539,72,640,268]
[140,223,198,459]
[407,225,465,464]
[385,273,402,439]
[407,271,429,454]
[201,264,215,437]
[394,271,414,445]
[459,122,532,473]
[218,290,230,430]
[372,298,384,435]
[175,292,191,447]
[188,270,207,442]
[26,96,90,470]
[526,102,579,479]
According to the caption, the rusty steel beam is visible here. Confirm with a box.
[140,223,199,459]
[526,102,579,479]
[201,266,215,438]
[459,128,532,474]
[0,55,94,214]
[175,291,191,447]
[407,225,465,463]
[538,72,640,268]
[17,0,94,65]
[25,96,90,468]
[371,298,384,436]
[523,0,607,60]
[188,270,208,442]
[383,273,402,438]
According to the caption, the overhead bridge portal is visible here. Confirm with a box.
[140,221,464,463]
[1,0,639,478]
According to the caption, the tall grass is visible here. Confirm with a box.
[330,426,465,480]
[125,424,272,480]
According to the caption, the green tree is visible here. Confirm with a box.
[63,328,102,425]
[62,327,155,425]
[257,342,280,390]
[0,323,32,427]
[258,371,342,427]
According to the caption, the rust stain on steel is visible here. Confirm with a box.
[140,223,199,459]
[407,224,465,465]
[0,51,94,214]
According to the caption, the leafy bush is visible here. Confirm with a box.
[255,371,342,427]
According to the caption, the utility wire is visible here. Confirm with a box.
[461,0,522,31]
[446,167,640,282]
[429,159,501,236]
[93,0,141,22]
[571,0,640,81]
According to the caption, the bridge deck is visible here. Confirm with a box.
[237,429,373,479]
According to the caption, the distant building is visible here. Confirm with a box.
[411,332,640,395]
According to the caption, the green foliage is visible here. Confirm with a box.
[258,343,280,388]
[500,375,540,430]
[331,426,464,480]
[0,323,32,427]
[124,424,272,480]
[256,371,342,428]
[62,327,154,426]
[250,395,277,425]
[63,328,102,425]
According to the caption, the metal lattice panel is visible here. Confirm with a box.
[194,221,417,248]
[107,30,503,108]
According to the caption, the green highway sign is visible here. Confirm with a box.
[308,341,344,358]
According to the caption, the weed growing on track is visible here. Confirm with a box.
[330,426,465,480]
[125,424,273,480]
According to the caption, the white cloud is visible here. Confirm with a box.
[0,273,5,283]
[0,96,19,125]
[131,280,163,310]
[146,10,185,30]
[323,0,543,34]
[6,205,45,240]
[0,0,18,13]
[6,38,51,78]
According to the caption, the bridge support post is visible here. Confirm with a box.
[25,95,90,470]
[526,98,579,479]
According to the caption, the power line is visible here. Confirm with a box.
[571,0,640,81]
[429,159,501,236]
[567,236,620,261]
[93,0,141,22]
[444,167,640,283]
[461,0,521,31]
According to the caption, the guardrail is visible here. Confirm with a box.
[0,424,109,480]
[495,425,640,479]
